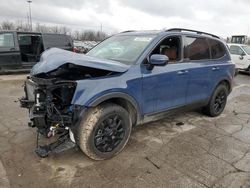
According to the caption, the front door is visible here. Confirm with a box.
[0,32,21,69]
[229,45,248,70]
[142,35,189,115]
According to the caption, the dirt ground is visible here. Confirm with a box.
[1,73,250,188]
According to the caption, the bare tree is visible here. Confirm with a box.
[0,20,109,41]
[1,21,15,30]
[16,20,30,31]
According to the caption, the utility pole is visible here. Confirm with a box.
[27,12,30,29]
[100,22,103,32]
[27,0,32,31]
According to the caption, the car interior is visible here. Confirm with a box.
[151,36,181,63]
[17,34,44,62]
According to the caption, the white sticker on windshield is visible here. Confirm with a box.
[134,37,153,42]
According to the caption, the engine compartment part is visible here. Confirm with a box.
[19,76,78,156]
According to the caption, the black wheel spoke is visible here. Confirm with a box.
[213,90,226,113]
[94,114,125,153]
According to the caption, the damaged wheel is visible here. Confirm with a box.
[203,83,228,117]
[77,103,132,160]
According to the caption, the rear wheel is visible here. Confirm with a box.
[203,84,228,117]
[77,103,132,160]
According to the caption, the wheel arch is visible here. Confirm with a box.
[87,92,141,126]
[216,79,231,92]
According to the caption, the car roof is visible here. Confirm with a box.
[0,30,69,36]
[117,28,222,41]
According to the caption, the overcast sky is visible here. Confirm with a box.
[1,0,250,37]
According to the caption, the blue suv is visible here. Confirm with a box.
[20,28,235,160]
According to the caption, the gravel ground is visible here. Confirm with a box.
[0,73,250,188]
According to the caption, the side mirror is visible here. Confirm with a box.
[150,54,169,66]
[146,54,169,70]
[239,52,246,60]
[241,52,246,56]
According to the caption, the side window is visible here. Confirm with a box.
[184,37,210,60]
[0,33,15,48]
[151,36,181,63]
[208,39,226,59]
[229,45,244,55]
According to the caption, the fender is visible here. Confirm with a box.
[87,91,142,123]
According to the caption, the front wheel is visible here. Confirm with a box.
[77,103,132,160]
[203,84,228,117]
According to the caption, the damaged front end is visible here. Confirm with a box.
[20,76,80,157]
[19,48,129,157]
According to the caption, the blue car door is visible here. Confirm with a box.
[141,35,189,115]
[183,36,213,104]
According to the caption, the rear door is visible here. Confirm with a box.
[0,32,21,68]
[42,34,73,51]
[229,45,248,70]
[184,36,213,104]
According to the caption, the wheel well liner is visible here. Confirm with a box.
[217,79,231,92]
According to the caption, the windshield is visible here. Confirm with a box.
[86,35,155,65]
[242,45,250,55]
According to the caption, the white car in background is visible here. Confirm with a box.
[228,43,250,73]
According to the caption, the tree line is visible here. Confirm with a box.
[0,20,109,41]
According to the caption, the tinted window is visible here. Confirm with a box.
[18,35,32,45]
[208,39,226,59]
[184,37,210,60]
[229,45,244,55]
[0,33,15,47]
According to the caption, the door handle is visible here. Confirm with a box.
[212,67,220,71]
[9,48,15,51]
[177,70,188,75]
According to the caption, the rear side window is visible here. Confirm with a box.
[229,45,244,55]
[0,33,15,48]
[43,34,72,49]
[184,37,210,60]
[208,39,226,59]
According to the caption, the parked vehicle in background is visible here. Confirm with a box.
[20,28,235,160]
[228,43,250,73]
[231,35,248,44]
[73,40,98,53]
[0,31,73,72]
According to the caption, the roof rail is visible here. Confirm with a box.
[120,30,136,33]
[166,28,220,39]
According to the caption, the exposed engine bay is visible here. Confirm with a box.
[19,66,118,157]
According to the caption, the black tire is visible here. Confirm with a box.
[77,103,132,160]
[203,84,228,117]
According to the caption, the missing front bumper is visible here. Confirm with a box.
[35,131,76,158]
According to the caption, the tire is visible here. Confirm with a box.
[77,103,132,160]
[203,84,228,117]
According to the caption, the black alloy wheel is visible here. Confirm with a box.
[94,114,125,153]
[213,90,227,114]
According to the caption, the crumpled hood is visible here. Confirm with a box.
[31,48,130,76]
